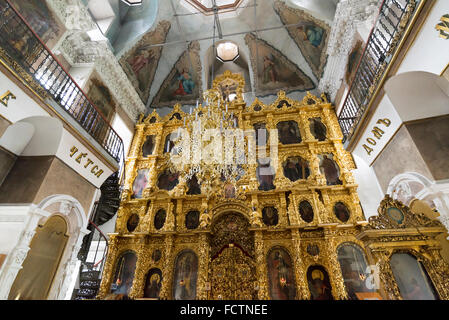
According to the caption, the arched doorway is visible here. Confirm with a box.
[8,215,68,300]
[209,212,257,300]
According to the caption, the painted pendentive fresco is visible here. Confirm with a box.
[152,41,203,107]
[245,33,315,96]
[266,247,296,300]
[274,0,330,79]
[172,250,199,300]
[10,0,65,49]
[119,21,171,103]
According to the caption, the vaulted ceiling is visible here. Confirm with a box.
[110,0,339,109]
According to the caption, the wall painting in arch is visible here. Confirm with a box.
[151,41,203,107]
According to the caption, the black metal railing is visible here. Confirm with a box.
[73,217,109,300]
[338,0,418,143]
[0,0,123,163]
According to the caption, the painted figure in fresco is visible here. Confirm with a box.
[320,155,342,185]
[263,55,277,84]
[144,270,162,299]
[277,121,301,144]
[132,170,148,199]
[142,135,155,157]
[186,175,201,195]
[174,69,195,96]
[129,49,154,78]
[310,118,327,141]
[298,25,324,48]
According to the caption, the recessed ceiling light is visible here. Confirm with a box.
[121,0,142,6]
[216,42,239,63]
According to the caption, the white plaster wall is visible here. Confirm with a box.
[111,113,134,157]
[353,154,384,219]
[396,0,449,77]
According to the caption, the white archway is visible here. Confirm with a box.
[384,71,449,122]
[387,172,449,234]
[0,194,89,300]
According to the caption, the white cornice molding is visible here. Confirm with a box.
[319,0,381,101]
[47,0,146,121]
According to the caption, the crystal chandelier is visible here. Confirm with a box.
[168,89,246,191]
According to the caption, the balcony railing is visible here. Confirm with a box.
[338,0,419,143]
[0,0,123,163]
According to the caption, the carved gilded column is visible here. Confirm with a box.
[299,110,314,141]
[97,235,119,299]
[291,229,309,299]
[371,250,401,300]
[254,231,269,299]
[425,249,449,299]
[278,193,288,227]
[129,236,148,299]
[159,235,174,300]
[323,229,348,300]
[197,233,210,300]
[129,124,145,158]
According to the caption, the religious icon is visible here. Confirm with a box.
[154,209,167,230]
[257,161,275,191]
[142,135,155,157]
[110,251,137,296]
[132,169,149,199]
[157,170,179,191]
[297,25,325,48]
[334,202,350,223]
[173,250,199,300]
[276,100,292,109]
[319,154,342,185]
[170,112,182,120]
[262,207,279,226]
[126,214,139,232]
[390,253,438,300]
[282,157,310,182]
[185,210,200,230]
[144,268,163,299]
[186,175,201,195]
[224,183,236,199]
[337,244,372,300]
[174,69,195,96]
[307,266,334,300]
[309,118,327,141]
[299,200,314,223]
[387,207,405,225]
[277,120,302,144]
[267,247,296,300]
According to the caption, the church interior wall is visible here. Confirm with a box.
[372,125,434,194]
[0,146,16,187]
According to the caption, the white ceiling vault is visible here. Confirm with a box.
[114,0,341,110]
[50,0,380,118]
